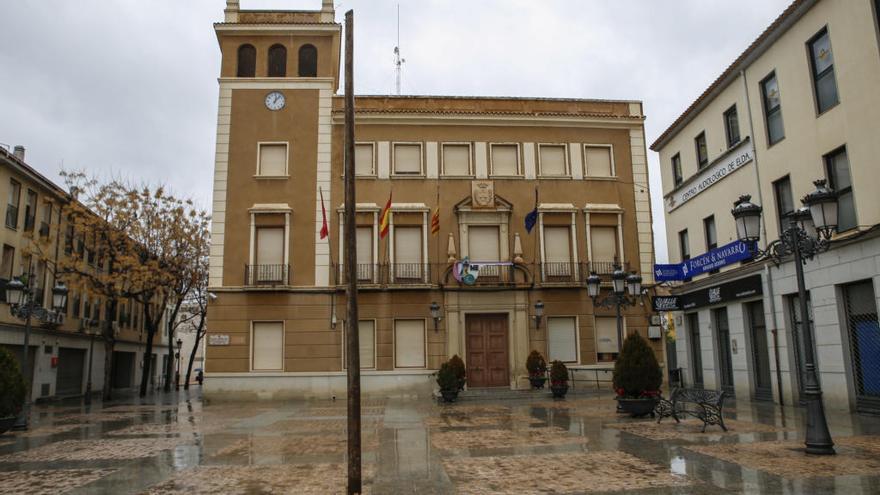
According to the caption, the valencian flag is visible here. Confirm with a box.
[379,192,392,239]
[524,189,538,233]
[430,207,440,235]
[319,187,329,240]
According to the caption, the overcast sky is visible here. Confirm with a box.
[0,0,792,262]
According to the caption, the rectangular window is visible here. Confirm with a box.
[394,319,425,368]
[761,72,785,145]
[468,225,500,262]
[842,280,880,407]
[356,226,374,281]
[490,144,519,176]
[6,179,21,229]
[354,143,375,176]
[393,226,422,279]
[808,28,838,114]
[538,144,567,176]
[39,202,52,237]
[584,145,613,177]
[590,226,618,262]
[393,143,422,175]
[724,105,740,148]
[595,316,619,362]
[773,176,795,233]
[544,225,572,277]
[252,322,283,371]
[679,229,690,261]
[24,190,37,231]
[548,316,578,363]
[442,144,471,176]
[825,147,856,231]
[344,320,376,369]
[671,153,683,186]
[71,293,81,318]
[255,227,284,282]
[257,143,288,176]
[703,215,717,251]
[694,132,708,168]
[1,245,14,279]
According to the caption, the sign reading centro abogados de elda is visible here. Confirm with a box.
[665,138,754,212]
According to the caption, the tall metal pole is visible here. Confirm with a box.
[615,297,623,353]
[84,331,95,405]
[13,272,34,430]
[343,9,362,494]
[791,229,834,455]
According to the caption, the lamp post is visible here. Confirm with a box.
[84,321,98,406]
[429,302,442,333]
[5,274,68,429]
[175,338,183,390]
[587,266,642,353]
[730,179,837,455]
[533,300,544,329]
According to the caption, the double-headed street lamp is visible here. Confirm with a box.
[731,179,837,456]
[587,266,643,352]
[5,273,68,429]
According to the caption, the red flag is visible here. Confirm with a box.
[379,192,392,239]
[430,207,440,235]
[319,187,329,240]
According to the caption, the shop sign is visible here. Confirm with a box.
[679,274,763,310]
[665,139,754,212]
[654,240,755,282]
[652,296,681,312]
[208,334,230,346]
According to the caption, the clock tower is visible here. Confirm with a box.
[209,0,341,290]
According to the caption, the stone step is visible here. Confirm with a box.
[453,387,606,401]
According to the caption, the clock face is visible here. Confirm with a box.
[265,91,285,111]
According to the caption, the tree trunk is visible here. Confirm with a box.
[164,318,175,392]
[139,321,156,397]
[184,316,205,390]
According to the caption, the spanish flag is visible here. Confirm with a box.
[379,192,392,239]
[430,207,440,235]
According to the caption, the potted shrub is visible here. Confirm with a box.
[448,354,467,391]
[436,360,460,402]
[0,348,26,434]
[549,360,569,398]
[526,350,548,389]
[613,332,663,417]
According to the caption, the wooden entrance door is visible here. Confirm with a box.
[465,314,509,387]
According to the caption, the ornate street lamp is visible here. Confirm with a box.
[7,272,68,430]
[429,301,442,333]
[533,300,544,329]
[175,338,183,390]
[731,179,837,456]
[587,266,643,353]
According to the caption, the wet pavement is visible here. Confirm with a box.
[0,388,878,494]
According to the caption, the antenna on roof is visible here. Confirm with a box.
[394,3,405,95]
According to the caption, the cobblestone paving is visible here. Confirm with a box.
[0,390,877,494]
[442,451,692,494]
[0,468,116,495]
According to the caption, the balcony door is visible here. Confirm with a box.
[255,227,284,283]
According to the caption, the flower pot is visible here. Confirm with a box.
[440,389,459,403]
[616,397,658,418]
[550,384,568,398]
[529,376,547,389]
[0,416,16,435]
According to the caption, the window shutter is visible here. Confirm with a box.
[540,145,567,176]
[394,144,422,174]
[359,321,375,368]
[356,227,373,265]
[548,317,577,363]
[355,144,374,175]
[585,147,612,177]
[595,317,619,354]
[256,228,284,266]
[491,145,518,175]
[468,226,500,262]
[394,319,425,367]
[259,144,287,176]
[544,226,571,263]
[591,226,617,262]
[394,226,422,279]
[252,322,283,370]
[442,145,470,175]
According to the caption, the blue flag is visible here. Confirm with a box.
[524,190,538,233]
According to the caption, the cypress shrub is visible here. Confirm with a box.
[526,350,547,377]
[549,360,568,385]
[0,348,26,418]
[613,332,662,397]
[448,354,467,390]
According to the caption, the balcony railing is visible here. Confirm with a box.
[588,261,628,276]
[244,264,289,286]
[540,262,579,283]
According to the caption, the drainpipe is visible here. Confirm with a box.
[741,69,784,406]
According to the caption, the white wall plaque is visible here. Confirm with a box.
[208,334,230,346]
[665,139,754,212]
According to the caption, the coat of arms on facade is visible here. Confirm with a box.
[471,180,495,208]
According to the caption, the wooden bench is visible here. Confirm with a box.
[654,388,728,432]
